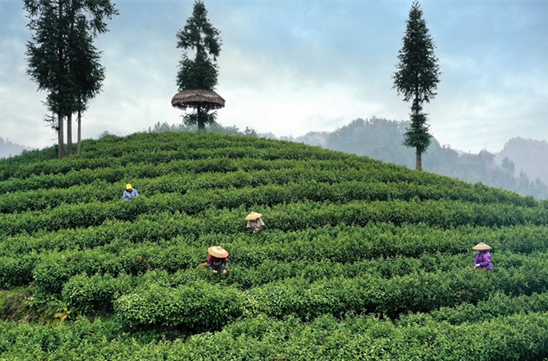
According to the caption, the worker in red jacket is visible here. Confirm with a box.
[207,246,229,274]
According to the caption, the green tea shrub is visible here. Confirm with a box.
[115,281,244,332]
[62,273,136,315]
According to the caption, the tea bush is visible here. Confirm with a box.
[1,131,547,359]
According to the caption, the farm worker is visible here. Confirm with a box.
[246,211,266,234]
[123,183,139,201]
[473,242,493,270]
[207,246,229,274]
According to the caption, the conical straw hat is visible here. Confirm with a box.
[245,212,262,220]
[208,246,228,258]
[473,242,492,251]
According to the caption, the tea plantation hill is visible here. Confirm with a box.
[2,131,548,360]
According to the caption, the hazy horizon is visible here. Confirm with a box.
[3,117,546,158]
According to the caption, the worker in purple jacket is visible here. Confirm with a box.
[473,242,493,270]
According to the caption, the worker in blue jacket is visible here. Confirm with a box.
[123,183,139,201]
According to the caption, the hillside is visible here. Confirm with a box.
[293,118,548,199]
[1,131,548,360]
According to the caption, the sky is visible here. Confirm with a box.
[1,0,547,154]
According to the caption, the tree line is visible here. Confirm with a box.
[24,0,440,164]
[496,137,548,188]
[145,116,548,200]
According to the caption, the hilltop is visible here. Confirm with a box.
[1,131,548,360]
[147,119,548,199]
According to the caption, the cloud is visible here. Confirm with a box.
[1,0,547,153]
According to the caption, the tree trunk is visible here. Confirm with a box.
[197,105,204,131]
[77,109,82,155]
[57,0,64,159]
[67,1,74,158]
[58,113,64,159]
[67,112,73,156]
[413,101,422,171]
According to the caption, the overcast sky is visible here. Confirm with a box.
[1,0,547,153]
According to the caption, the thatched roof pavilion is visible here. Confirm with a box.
[171,89,225,111]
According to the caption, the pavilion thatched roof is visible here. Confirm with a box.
[171,89,225,111]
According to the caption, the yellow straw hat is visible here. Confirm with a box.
[208,246,229,258]
[473,242,492,251]
[126,183,132,190]
[245,212,262,220]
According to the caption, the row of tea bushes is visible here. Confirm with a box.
[2,311,548,360]
[2,193,547,239]
[54,250,548,329]
[4,211,548,257]
[399,291,548,326]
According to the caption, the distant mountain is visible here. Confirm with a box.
[295,117,415,167]
[0,137,32,159]
[495,138,548,186]
[294,118,548,199]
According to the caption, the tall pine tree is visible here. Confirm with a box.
[24,0,117,158]
[176,0,222,131]
[393,0,440,171]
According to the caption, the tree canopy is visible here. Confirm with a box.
[393,0,440,171]
[176,0,222,131]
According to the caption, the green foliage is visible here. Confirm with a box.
[62,273,136,315]
[115,281,244,332]
[393,1,440,104]
[2,131,548,359]
[176,0,221,91]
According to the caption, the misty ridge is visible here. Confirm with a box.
[290,117,548,200]
[0,138,32,160]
